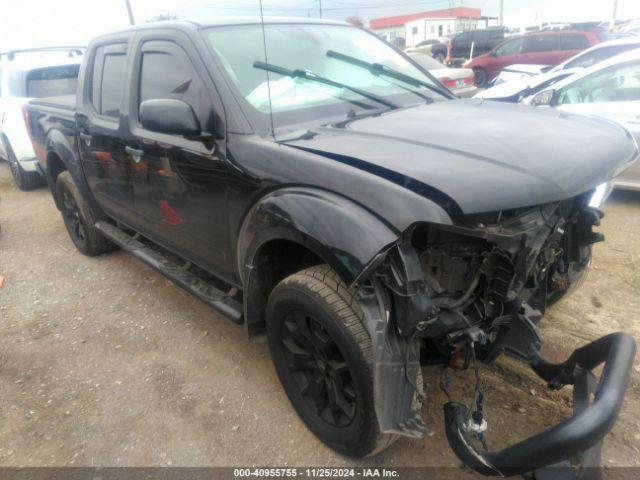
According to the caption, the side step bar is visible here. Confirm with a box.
[95,221,243,324]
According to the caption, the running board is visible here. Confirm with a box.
[95,221,243,324]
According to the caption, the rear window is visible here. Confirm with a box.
[90,44,127,118]
[408,53,444,70]
[453,32,471,44]
[101,54,126,117]
[25,64,80,98]
[559,34,590,50]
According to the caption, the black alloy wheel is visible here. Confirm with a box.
[266,265,396,457]
[55,171,115,256]
[61,188,87,248]
[280,310,357,427]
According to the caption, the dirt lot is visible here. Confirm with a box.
[0,162,639,473]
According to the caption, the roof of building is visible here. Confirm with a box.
[370,7,482,30]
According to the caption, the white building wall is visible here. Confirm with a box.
[372,26,405,44]
[405,18,457,46]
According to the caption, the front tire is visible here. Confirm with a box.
[56,171,115,256]
[266,265,395,457]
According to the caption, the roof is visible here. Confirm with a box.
[370,7,481,30]
[91,16,352,42]
[99,16,348,37]
[188,16,348,27]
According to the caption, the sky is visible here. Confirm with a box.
[1,0,640,51]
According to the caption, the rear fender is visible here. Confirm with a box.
[45,130,102,216]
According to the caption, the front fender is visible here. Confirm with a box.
[237,186,400,286]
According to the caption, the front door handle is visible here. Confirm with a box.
[125,146,144,163]
[79,132,92,146]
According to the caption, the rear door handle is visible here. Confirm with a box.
[125,146,144,163]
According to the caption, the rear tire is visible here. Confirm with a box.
[266,265,396,457]
[56,171,115,256]
[473,67,488,88]
[5,140,43,191]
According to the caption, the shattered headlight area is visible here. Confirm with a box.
[356,190,635,478]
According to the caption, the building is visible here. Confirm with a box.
[369,7,486,47]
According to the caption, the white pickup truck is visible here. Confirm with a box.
[0,47,82,190]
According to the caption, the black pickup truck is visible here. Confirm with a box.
[26,17,637,477]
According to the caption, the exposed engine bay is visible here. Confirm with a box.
[355,190,626,478]
[412,191,602,354]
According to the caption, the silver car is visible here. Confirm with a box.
[525,48,640,190]
[408,53,478,98]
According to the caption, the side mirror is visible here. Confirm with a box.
[140,99,201,137]
[531,89,556,106]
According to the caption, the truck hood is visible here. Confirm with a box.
[282,99,638,215]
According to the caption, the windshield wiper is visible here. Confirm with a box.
[253,61,399,110]
[326,50,452,99]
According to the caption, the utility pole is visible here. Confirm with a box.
[318,0,323,18]
[612,0,619,27]
[124,0,135,25]
[499,0,504,26]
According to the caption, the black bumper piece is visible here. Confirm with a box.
[444,332,636,478]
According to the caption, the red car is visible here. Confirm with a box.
[465,29,606,86]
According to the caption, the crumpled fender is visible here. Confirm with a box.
[237,186,400,285]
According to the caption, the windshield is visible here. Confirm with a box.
[205,23,443,128]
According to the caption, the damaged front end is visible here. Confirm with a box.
[355,190,636,478]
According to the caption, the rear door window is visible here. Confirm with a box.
[26,64,80,98]
[524,35,559,53]
[90,44,127,118]
[560,34,590,51]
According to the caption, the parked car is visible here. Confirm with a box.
[525,48,640,190]
[0,47,83,190]
[474,67,582,102]
[448,27,506,63]
[25,18,636,475]
[465,30,604,87]
[490,36,640,85]
[405,39,447,63]
[408,52,477,97]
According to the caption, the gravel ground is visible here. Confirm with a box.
[0,161,639,474]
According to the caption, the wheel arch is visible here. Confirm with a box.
[44,130,103,217]
[237,187,400,338]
